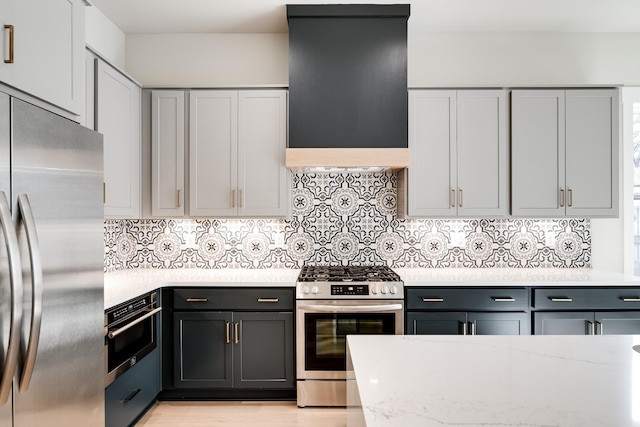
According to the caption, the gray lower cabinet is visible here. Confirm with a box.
[534,311,640,335]
[173,309,294,390]
[405,287,530,335]
[407,312,529,335]
[106,348,160,427]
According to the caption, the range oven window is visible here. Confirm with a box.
[304,313,396,371]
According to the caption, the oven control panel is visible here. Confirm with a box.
[331,284,369,296]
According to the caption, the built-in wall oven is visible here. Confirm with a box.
[105,291,162,386]
[296,266,404,407]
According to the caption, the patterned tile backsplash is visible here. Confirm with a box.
[104,173,590,272]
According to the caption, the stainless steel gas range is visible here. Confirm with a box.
[295,265,404,407]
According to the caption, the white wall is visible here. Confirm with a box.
[85,6,126,69]
[126,34,288,87]
[124,31,640,87]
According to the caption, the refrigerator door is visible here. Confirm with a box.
[10,98,104,427]
[0,92,14,427]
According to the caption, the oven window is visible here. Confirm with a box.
[305,313,395,371]
[107,315,154,372]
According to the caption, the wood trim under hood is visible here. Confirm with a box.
[285,148,410,173]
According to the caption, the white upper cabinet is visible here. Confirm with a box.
[0,0,84,115]
[511,89,619,217]
[95,58,141,218]
[151,90,185,217]
[400,89,507,218]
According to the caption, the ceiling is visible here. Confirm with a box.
[89,0,640,34]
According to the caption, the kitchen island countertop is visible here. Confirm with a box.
[346,334,640,427]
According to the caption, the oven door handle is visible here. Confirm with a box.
[107,307,162,339]
[297,304,403,313]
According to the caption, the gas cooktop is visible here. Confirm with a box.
[296,265,403,299]
[297,265,401,282]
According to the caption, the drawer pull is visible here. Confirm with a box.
[257,298,279,303]
[491,297,515,302]
[122,388,141,404]
[422,297,444,302]
[620,297,640,302]
[549,297,573,302]
[186,298,208,302]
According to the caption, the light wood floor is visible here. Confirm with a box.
[135,401,347,427]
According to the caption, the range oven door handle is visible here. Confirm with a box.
[297,304,403,313]
[107,307,163,339]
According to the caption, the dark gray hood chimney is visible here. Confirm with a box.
[285,4,410,172]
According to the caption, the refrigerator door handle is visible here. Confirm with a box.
[0,191,23,405]
[15,194,43,393]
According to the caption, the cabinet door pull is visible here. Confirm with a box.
[491,297,515,302]
[560,188,565,207]
[458,189,463,208]
[4,25,14,64]
[470,321,476,335]
[450,189,455,207]
[225,322,230,344]
[239,189,243,208]
[587,320,594,335]
[185,297,208,302]
[122,388,141,404]
[620,297,640,302]
[257,298,279,303]
[177,189,182,208]
[548,297,572,302]
[231,189,236,208]
[596,321,603,335]
[461,321,467,336]
[234,322,239,344]
[422,297,444,302]
[568,188,573,207]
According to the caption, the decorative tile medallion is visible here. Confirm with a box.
[104,173,591,271]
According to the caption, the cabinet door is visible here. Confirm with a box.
[189,90,238,216]
[534,312,594,335]
[405,90,457,217]
[511,90,565,216]
[237,90,289,217]
[151,90,185,217]
[565,89,619,217]
[97,58,141,218]
[469,312,529,335]
[457,90,508,216]
[174,312,233,388]
[9,0,84,114]
[233,312,294,389]
[595,312,640,335]
[406,312,467,335]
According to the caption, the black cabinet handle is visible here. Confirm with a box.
[122,388,141,404]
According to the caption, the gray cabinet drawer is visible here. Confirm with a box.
[406,288,528,311]
[533,288,640,310]
[173,288,294,311]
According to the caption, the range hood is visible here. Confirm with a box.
[285,4,411,172]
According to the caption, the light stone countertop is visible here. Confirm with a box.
[104,268,299,309]
[346,334,640,427]
[104,267,640,309]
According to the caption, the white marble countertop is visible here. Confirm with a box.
[346,334,640,427]
[104,267,640,309]
[104,268,299,309]
[396,267,640,287]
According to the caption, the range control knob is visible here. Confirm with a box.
[380,286,388,294]
[302,285,310,294]
[371,284,378,294]
[311,286,320,295]
[390,285,398,294]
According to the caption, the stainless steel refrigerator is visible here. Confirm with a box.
[0,93,104,426]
